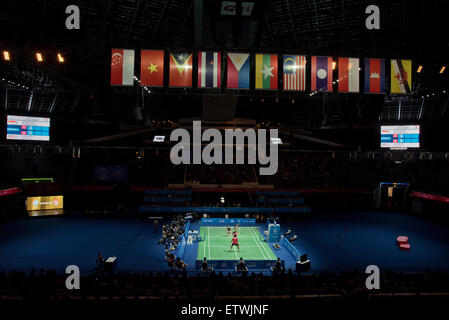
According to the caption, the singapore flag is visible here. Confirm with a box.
[110,49,135,86]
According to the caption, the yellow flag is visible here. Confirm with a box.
[391,59,412,94]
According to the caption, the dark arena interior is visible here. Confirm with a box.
[1,0,449,312]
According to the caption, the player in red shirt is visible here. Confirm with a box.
[229,234,240,252]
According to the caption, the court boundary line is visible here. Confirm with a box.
[208,227,211,260]
[248,227,268,260]
[199,226,276,261]
[251,227,275,260]
[203,228,206,259]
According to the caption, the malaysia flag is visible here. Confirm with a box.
[364,58,385,94]
[283,55,306,91]
[227,53,250,89]
[311,56,333,92]
[198,52,221,88]
[338,57,359,93]
[110,49,135,86]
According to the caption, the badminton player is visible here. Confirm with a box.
[229,233,240,252]
[227,225,232,237]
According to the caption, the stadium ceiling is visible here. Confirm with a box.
[1,0,447,56]
[1,0,448,117]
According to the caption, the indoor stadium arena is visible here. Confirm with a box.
[1,0,449,311]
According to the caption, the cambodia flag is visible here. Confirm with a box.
[311,56,332,92]
[364,59,385,94]
[227,53,250,89]
[198,52,221,88]
[141,50,164,87]
[110,49,135,86]
[169,53,193,87]
[338,57,359,93]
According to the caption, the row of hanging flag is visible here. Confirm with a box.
[110,49,412,94]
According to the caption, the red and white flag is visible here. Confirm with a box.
[110,49,135,86]
[338,57,359,93]
[283,55,306,91]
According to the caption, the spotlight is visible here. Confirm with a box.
[36,52,43,62]
[440,66,446,74]
[417,65,422,73]
[332,61,336,70]
[3,51,10,61]
[57,53,64,63]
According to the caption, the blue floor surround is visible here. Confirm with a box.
[1,210,449,275]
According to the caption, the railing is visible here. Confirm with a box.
[178,218,191,260]
[281,236,301,262]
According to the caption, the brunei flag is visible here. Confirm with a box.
[110,49,135,86]
[140,50,164,87]
[311,56,333,92]
[198,51,221,88]
[169,53,193,87]
[391,59,412,94]
[227,53,250,89]
[364,58,385,94]
[255,54,278,90]
[338,57,359,93]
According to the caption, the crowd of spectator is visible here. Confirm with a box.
[257,153,449,195]
[158,215,185,252]
[1,268,449,300]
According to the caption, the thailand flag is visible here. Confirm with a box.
[198,52,221,88]
[311,56,333,92]
[110,49,135,86]
[364,58,385,93]
[227,53,250,89]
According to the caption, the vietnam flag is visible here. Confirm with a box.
[255,54,278,90]
[110,49,135,86]
[169,53,193,87]
[338,57,359,93]
[141,50,164,87]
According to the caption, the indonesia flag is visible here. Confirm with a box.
[110,49,135,86]
[227,53,250,89]
[311,56,332,92]
[198,52,221,88]
[338,57,359,93]
[364,58,385,94]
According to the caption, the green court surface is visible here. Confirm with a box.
[197,226,277,260]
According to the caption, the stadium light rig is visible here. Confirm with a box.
[35,52,43,62]
[440,66,446,74]
[57,53,64,63]
[3,51,10,61]
[417,65,422,73]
